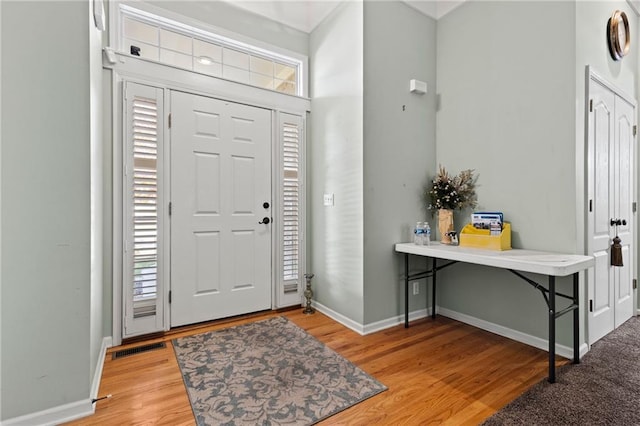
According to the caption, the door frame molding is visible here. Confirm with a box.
[584,65,638,345]
[106,53,310,345]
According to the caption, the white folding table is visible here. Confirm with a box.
[395,242,594,383]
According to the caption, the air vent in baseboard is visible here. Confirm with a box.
[112,342,166,359]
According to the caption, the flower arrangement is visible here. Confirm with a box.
[427,165,478,211]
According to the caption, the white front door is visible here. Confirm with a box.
[170,91,272,327]
[587,74,636,344]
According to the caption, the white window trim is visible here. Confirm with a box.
[109,1,309,98]
[108,53,310,346]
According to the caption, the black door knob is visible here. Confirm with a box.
[259,217,270,225]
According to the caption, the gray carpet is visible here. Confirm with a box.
[483,316,640,425]
[172,316,387,426]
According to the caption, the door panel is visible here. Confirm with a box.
[592,252,611,313]
[170,91,272,327]
[195,153,220,213]
[588,83,615,344]
[614,96,634,327]
[194,231,220,294]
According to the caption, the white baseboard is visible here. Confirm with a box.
[362,308,432,335]
[311,301,366,335]
[312,301,588,359]
[91,336,112,400]
[3,336,112,426]
[312,301,432,336]
[1,399,93,426]
[437,307,589,359]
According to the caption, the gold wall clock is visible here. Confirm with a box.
[608,10,630,61]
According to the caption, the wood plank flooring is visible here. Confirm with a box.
[65,310,567,425]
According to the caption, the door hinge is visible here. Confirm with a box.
[589,299,593,312]
[169,290,172,304]
[589,199,593,212]
[169,202,172,216]
[633,201,637,213]
[589,99,593,112]
[634,279,637,290]
[634,125,637,137]
[168,113,172,128]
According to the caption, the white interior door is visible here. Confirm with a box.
[170,91,272,327]
[587,81,615,344]
[587,74,636,344]
[613,95,634,328]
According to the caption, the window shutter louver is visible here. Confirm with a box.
[132,96,159,318]
[282,122,300,291]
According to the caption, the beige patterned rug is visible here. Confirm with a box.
[173,316,387,425]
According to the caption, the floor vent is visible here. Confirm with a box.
[112,342,166,359]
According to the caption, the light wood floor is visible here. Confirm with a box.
[65,310,567,425]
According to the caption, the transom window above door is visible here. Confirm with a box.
[116,4,304,96]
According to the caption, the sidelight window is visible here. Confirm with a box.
[123,82,165,337]
[277,113,305,307]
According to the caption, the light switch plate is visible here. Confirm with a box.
[323,193,334,206]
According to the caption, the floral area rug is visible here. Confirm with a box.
[172,316,387,425]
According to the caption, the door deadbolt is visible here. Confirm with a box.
[263,202,270,209]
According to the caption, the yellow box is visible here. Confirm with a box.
[459,222,511,251]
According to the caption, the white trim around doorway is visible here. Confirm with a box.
[106,52,310,345]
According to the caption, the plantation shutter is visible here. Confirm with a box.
[132,96,159,316]
[124,82,165,337]
[277,113,305,307]
[283,122,300,287]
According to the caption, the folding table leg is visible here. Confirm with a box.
[405,254,409,328]
[573,272,580,364]
[432,257,437,319]
[548,275,556,383]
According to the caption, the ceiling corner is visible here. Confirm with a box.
[435,0,466,19]
[402,0,467,20]
[402,1,438,20]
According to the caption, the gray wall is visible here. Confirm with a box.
[1,1,95,419]
[362,1,437,324]
[435,1,580,344]
[309,2,365,324]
